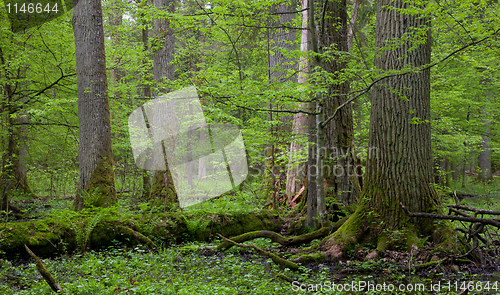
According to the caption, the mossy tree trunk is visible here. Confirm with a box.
[325,0,453,255]
[149,0,179,209]
[72,0,117,210]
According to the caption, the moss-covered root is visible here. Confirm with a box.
[216,227,330,251]
[323,204,457,259]
[24,245,64,293]
[217,234,302,272]
[292,252,325,264]
[117,225,158,249]
[323,205,366,259]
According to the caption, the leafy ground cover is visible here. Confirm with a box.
[0,239,499,295]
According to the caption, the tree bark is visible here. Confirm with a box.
[347,0,362,51]
[320,0,359,206]
[263,0,297,204]
[72,0,117,209]
[149,0,179,208]
[286,0,309,202]
[153,0,175,85]
[140,0,152,199]
[325,0,453,255]
[478,120,492,181]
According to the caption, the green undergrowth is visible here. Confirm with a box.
[0,241,494,295]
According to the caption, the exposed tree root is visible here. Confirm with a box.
[217,234,302,272]
[116,225,158,249]
[24,245,64,293]
[291,252,325,264]
[216,227,330,251]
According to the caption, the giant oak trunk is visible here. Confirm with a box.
[324,0,453,255]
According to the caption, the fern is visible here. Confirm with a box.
[76,213,103,253]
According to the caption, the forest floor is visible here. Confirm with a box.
[1,178,500,294]
[0,239,499,294]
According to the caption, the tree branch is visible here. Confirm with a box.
[321,28,500,128]
[399,202,500,228]
[12,122,78,128]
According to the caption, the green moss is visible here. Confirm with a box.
[149,170,179,211]
[0,210,283,259]
[74,155,117,209]
[325,203,367,251]
[191,212,283,241]
[180,245,200,254]
[432,220,458,252]
[295,252,324,263]
[287,217,307,236]
[375,222,429,252]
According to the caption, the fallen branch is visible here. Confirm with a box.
[216,227,330,251]
[399,202,500,228]
[217,233,302,272]
[274,271,294,282]
[448,204,500,216]
[24,245,64,293]
[117,225,158,249]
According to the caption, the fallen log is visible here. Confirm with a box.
[25,245,64,293]
[216,227,330,251]
[0,211,282,260]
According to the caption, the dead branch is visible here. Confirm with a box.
[216,227,330,251]
[448,204,500,216]
[448,207,473,218]
[399,202,500,228]
[24,245,64,293]
[217,234,302,272]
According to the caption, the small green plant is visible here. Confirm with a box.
[82,187,102,208]
[75,213,103,253]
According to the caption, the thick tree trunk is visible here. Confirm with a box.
[152,0,175,85]
[263,1,297,204]
[306,0,320,229]
[325,0,453,255]
[149,0,179,208]
[72,0,117,209]
[320,0,359,206]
